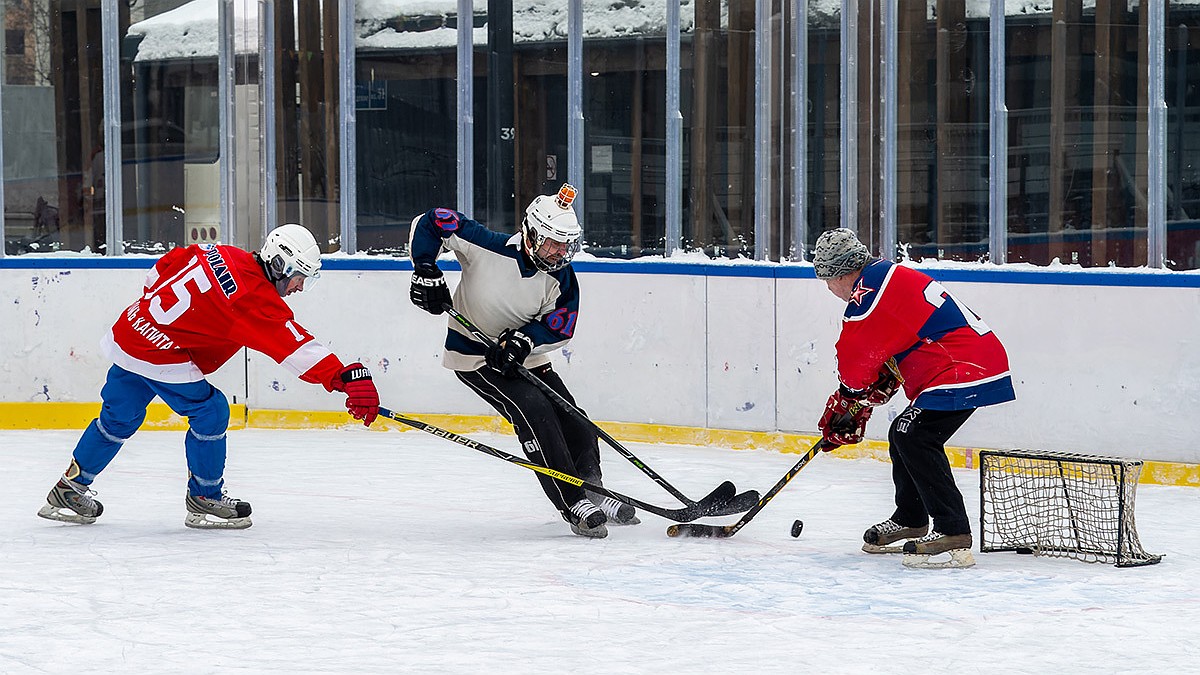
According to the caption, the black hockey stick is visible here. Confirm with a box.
[378,406,739,523]
[666,437,835,538]
[443,305,759,516]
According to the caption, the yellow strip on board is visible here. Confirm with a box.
[0,402,246,431]
[4,402,1197,487]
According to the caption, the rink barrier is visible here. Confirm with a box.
[5,402,1196,488]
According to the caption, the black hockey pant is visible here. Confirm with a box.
[456,364,601,516]
[887,406,975,537]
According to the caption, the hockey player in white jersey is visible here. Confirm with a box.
[408,184,636,538]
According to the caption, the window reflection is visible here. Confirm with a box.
[1005,3,1145,267]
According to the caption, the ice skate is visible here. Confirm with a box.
[567,499,608,539]
[861,518,928,553]
[902,531,975,569]
[37,475,104,525]
[591,494,640,526]
[185,492,253,530]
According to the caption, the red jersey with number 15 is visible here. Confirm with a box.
[103,244,344,388]
[835,259,1015,411]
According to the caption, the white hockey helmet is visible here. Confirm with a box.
[259,223,322,296]
[522,184,582,273]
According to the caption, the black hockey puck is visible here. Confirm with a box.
[790,519,804,538]
[1016,547,1034,555]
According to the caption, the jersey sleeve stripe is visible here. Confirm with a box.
[280,341,334,378]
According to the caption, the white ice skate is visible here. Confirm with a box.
[37,476,104,525]
[185,493,253,530]
[901,531,975,569]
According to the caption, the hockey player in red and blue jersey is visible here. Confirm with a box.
[813,228,1015,568]
[408,184,636,539]
[37,224,380,530]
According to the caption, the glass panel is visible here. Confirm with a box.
[354,6,460,253]
[682,0,756,258]
[1166,9,1200,270]
[274,0,342,252]
[895,1,990,263]
[3,0,110,255]
[581,27,666,257]
[124,3,221,253]
[1005,1,1146,267]
[804,3,841,255]
[512,1,568,235]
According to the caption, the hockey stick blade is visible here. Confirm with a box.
[701,489,762,517]
[665,522,733,539]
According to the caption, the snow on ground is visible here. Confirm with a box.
[2,427,1197,674]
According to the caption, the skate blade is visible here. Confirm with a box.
[902,548,976,569]
[608,516,641,526]
[37,504,97,525]
[862,542,906,554]
[185,512,252,530]
[569,523,609,539]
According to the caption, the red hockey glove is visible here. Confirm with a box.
[864,364,903,407]
[332,362,379,427]
[818,387,873,449]
[485,329,534,377]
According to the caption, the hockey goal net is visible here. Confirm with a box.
[979,449,1161,567]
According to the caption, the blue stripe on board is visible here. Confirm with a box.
[4,255,1199,288]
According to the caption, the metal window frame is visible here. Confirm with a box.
[840,0,858,233]
[791,0,807,261]
[665,0,683,255]
[989,0,1008,264]
[457,0,474,218]
[339,0,357,252]
[102,0,124,255]
[1147,3,1166,269]
[218,0,236,247]
[881,0,896,261]
[260,0,277,241]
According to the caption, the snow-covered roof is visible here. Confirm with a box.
[127,0,1200,62]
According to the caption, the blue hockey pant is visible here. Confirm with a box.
[70,364,230,499]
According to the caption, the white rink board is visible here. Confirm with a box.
[2,262,1198,463]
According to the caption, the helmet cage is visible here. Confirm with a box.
[522,217,581,273]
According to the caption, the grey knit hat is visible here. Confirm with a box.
[813,228,870,279]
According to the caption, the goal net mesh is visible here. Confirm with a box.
[979,449,1161,567]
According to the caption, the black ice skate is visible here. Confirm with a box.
[591,494,640,526]
[37,475,104,525]
[902,531,975,569]
[185,493,253,530]
[567,499,608,539]
[861,518,929,553]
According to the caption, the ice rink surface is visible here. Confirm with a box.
[2,426,1197,674]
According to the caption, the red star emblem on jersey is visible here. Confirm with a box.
[849,279,875,306]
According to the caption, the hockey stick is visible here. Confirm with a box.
[442,305,760,516]
[666,397,871,538]
[378,406,739,523]
[665,437,834,538]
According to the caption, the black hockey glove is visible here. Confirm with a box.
[410,263,452,315]
[485,329,534,377]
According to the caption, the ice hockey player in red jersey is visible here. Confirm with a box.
[37,224,380,530]
[813,228,1014,569]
